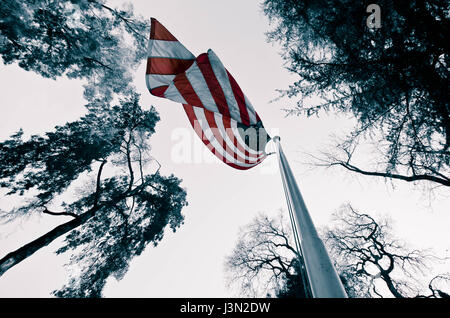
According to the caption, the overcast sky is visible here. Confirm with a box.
[0,0,449,297]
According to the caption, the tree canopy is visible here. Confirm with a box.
[0,0,189,297]
[0,0,148,101]
[263,0,449,187]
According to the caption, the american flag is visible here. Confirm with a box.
[145,18,270,170]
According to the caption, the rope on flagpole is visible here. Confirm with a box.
[272,136,347,298]
[279,159,313,297]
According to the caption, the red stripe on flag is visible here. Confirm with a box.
[146,57,194,75]
[150,18,178,41]
[150,86,168,97]
[196,54,231,119]
[174,73,204,107]
[226,70,250,126]
[183,104,211,148]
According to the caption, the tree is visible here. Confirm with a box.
[274,258,309,298]
[0,0,148,101]
[262,0,449,187]
[225,208,449,298]
[0,93,188,296]
[0,0,189,297]
[224,212,310,298]
[323,204,450,298]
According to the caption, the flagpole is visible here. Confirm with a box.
[273,136,347,298]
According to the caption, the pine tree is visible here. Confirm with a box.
[0,1,189,297]
[263,0,449,187]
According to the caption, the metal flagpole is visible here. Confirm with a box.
[280,164,313,298]
[273,136,347,298]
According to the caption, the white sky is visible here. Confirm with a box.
[0,0,449,297]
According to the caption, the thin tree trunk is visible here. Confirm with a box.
[0,157,152,278]
[0,159,110,277]
[0,207,98,277]
[0,181,148,277]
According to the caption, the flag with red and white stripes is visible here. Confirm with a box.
[145,18,270,170]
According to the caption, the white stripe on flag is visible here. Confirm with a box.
[164,83,187,104]
[145,74,175,90]
[207,50,242,123]
[148,39,195,60]
[185,62,220,114]
[244,95,258,125]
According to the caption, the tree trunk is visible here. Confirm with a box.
[0,207,98,277]
[381,272,405,298]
